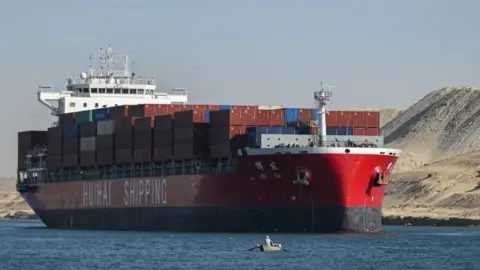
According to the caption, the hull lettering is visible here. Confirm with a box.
[82,181,112,208]
[124,179,167,206]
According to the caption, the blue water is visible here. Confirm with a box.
[0,220,478,269]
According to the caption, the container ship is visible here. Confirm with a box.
[16,46,401,233]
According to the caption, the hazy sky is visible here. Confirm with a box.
[1,0,479,176]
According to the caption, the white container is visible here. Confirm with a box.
[97,119,115,136]
[80,137,96,152]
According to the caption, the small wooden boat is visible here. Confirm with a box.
[248,243,285,252]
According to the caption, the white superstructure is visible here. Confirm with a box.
[38,45,188,115]
[314,82,335,146]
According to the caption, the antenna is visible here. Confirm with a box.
[314,82,335,147]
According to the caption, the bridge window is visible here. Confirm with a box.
[95,103,99,108]
[114,89,121,94]
[69,102,75,107]
[83,88,89,93]
[83,102,87,108]
[99,88,105,94]
[138,89,144,95]
[129,89,136,94]
[107,88,113,94]
[122,89,128,94]
[91,88,98,93]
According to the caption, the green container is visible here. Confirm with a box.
[75,110,93,124]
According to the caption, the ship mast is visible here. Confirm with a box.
[314,82,335,147]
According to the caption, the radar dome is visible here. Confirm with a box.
[80,72,87,79]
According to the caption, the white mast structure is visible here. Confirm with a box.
[314,82,335,147]
[37,45,188,116]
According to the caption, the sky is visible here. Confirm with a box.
[1,0,479,176]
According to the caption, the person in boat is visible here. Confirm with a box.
[264,235,272,246]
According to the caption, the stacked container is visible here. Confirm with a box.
[18,131,49,170]
[133,117,153,163]
[325,110,381,136]
[61,124,78,167]
[209,110,249,158]
[173,110,210,160]
[79,122,96,166]
[115,118,134,164]
[96,119,115,165]
[153,114,173,161]
[47,127,63,168]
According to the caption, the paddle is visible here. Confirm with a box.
[247,245,260,251]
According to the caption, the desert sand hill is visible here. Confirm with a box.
[383,86,480,224]
[379,109,403,127]
[0,177,33,218]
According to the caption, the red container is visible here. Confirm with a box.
[255,109,285,126]
[133,130,152,149]
[352,111,367,128]
[62,154,78,167]
[97,150,114,165]
[366,111,380,128]
[133,148,152,163]
[353,127,366,136]
[115,148,133,164]
[62,138,78,154]
[153,147,173,162]
[96,135,114,150]
[210,126,247,144]
[79,122,96,138]
[47,155,62,169]
[109,105,129,119]
[154,114,173,131]
[80,152,96,166]
[326,111,339,127]
[115,132,133,149]
[58,113,75,126]
[174,110,207,128]
[298,108,313,122]
[365,127,381,136]
[206,104,221,110]
[134,117,154,131]
[338,111,353,127]
[153,104,184,116]
[210,110,261,127]
[153,130,173,148]
[115,118,134,133]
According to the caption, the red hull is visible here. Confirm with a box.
[19,151,399,232]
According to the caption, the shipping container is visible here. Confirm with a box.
[109,105,129,119]
[326,127,353,136]
[62,138,78,154]
[129,104,155,117]
[206,105,221,110]
[255,109,285,126]
[47,155,62,169]
[96,135,114,151]
[210,135,247,158]
[62,154,78,167]
[153,146,173,162]
[115,117,134,133]
[365,127,381,136]
[352,111,367,128]
[338,111,353,127]
[18,131,48,170]
[62,124,78,139]
[80,152,96,166]
[115,131,133,149]
[220,105,233,110]
[153,130,173,148]
[206,110,211,123]
[326,111,339,127]
[154,114,173,131]
[210,126,247,144]
[174,123,210,143]
[154,104,184,116]
[298,108,313,122]
[79,122,96,138]
[48,126,63,141]
[58,112,75,126]
[246,126,296,148]
[174,110,207,128]
[75,110,93,124]
[133,148,152,163]
[47,127,63,155]
[353,128,366,136]
[210,109,267,127]
[134,130,152,149]
[134,117,154,131]
[366,111,380,128]
[97,119,115,136]
[174,140,210,160]
[284,108,299,123]
[312,109,319,122]
[115,148,133,164]
[97,150,114,165]
[92,107,110,122]
[80,137,96,152]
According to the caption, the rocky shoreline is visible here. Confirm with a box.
[0,211,38,220]
[382,215,480,227]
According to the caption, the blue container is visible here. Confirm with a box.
[63,124,79,139]
[312,109,319,121]
[297,126,312,134]
[284,108,299,123]
[326,127,353,136]
[92,108,109,122]
[206,110,211,123]
[220,105,233,110]
[246,126,297,148]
